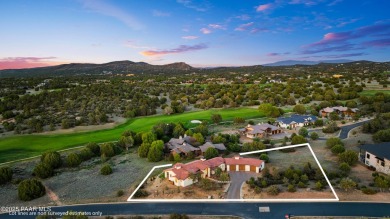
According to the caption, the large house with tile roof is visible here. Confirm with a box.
[276,114,317,129]
[164,156,265,187]
[239,123,282,139]
[319,106,358,118]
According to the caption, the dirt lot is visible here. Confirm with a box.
[242,183,335,199]
[0,149,163,209]
[140,175,228,199]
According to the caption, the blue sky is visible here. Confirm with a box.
[0,0,389,69]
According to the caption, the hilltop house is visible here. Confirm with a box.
[358,142,390,175]
[276,114,317,129]
[199,142,226,155]
[319,106,358,118]
[239,123,282,139]
[164,156,264,187]
[166,137,227,157]
[165,136,200,156]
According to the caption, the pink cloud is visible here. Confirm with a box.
[0,57,60,70]
[140,43,208,56]
[208,24,225,30]
[235,22,254,31]
[182,35,199,40]
[256,3,272,12]
[200,27,211,34]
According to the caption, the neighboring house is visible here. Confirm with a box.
[358,142,390,175]
[239,123,282,139]
[319,106,358,118]
[164,156,264,187]
[276,114,317,129]
[199,142,226,155]
[165,136,200,156]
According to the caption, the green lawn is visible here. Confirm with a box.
[359,90,390,96]
[0,107,262,163]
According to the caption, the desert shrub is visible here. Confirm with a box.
[331,144,345,154]
[287,184,296,192]
[0,166,13,184]
[86,142,100,156]
[100,164,113,175]
[323,122,340,133]
[33,162,54,179]
[298,181,306,188]
[219,173,229,181]
[66,153,82,167]
[134,189,149,198]
[117,190,124,197]
[233,117,245,124]
[314,181,323,191]
[362,187,378,195]
[339,162,351,174]
[339,150,358,166]
[100,143,115,157]
[326,138,343,148]
[259,154,269,163]
[267,185,280,195]
[78,148,94,161]
[18,179,46,201]
[299,127,308,137]
[291,135,307,144]
[41,151,62,169]
[310,132,319,140]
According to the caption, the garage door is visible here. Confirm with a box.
[250,165,257,172]
[239,164,246,171]
[230,165,237,171]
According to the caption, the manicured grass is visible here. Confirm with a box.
[359,90,390,96]
[0,107,263,163]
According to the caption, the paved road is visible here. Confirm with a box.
[338,120,370,139]
[310,120,370,140]
[2,202,390,219]
[227,172,257,199]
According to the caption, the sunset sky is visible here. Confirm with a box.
[0,0,389,69]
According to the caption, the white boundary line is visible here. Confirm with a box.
[128,143,339,202]
[127,164,172,201]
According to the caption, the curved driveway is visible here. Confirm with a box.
[1,202,390,219]
[310,120,370,140]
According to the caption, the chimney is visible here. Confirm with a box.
[234,156,240,160]
[184,134,187,137]
[179,136,182,139]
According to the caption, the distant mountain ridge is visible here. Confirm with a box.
[0,60,194,77]
[0,59,388,78]
[263,59,354,66]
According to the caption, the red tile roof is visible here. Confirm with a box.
[224,157,263,166]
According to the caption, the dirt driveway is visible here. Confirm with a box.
[226,171,258,199]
